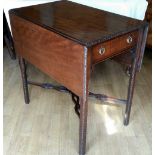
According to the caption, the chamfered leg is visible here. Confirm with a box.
[79,47,90,155]
[124,26,148,126]
[19,57,30,104]
[79,96,88,155]
[123,49,137,126]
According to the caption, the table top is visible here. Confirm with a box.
[9,0,148,47]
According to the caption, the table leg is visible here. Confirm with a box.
[79,47,90,155]
[124,26,148,126]
[79,96,88,155]
[137,25,149,72]
[124,52,137,125]
[19,57,30,104]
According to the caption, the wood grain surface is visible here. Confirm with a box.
[9,1,148,47]
[10,14,91,96]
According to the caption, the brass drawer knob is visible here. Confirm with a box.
[99,47,106,55]
[127,36,133,44]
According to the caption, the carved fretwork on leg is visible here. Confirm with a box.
[27,81,81,117]
[89,92,126,105]
[28,81,69,92]
[27,81,127,106]
[71,93,80,117]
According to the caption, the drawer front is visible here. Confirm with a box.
[92,31,138,64]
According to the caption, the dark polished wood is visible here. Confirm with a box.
[92,31,138,64]
[9,1,148,155]
[9,0,147,47]
[19,57,29,104]
[10,14,85,96]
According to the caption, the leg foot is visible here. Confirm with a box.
[123,113,129,126]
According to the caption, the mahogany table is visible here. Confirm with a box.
[9,1,148,155]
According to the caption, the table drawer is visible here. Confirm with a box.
[92,31,138,64]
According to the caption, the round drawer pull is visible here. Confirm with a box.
[99,47,106,55]
[127,36,133,44]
